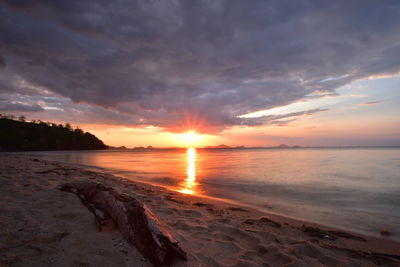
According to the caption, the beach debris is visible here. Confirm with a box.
[58,181,187,266]
[380,228,391,236]
[301,225,367,242]
[227,207,250,212]
[242,217,282,228]
[258,245,269,254]
[302,225,337,241]
[206,207,225,216]
[193,202,213,208]
[320,234,333,240]
[164,195,185,204]
[36,167,69,175]
[260,217,282,228]
[330,230,367,241]
[243,219,255,225]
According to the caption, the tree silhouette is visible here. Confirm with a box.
[65,123,72,131]
[18,115,26,122]
[0,116,107,151]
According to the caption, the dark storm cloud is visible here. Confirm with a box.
[1,0,399,132]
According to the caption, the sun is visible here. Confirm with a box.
[182,131,201,147]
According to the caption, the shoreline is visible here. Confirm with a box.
[1,154,399,266]
[9,148,400,244]
[117,178,397,243]
[18,150,398,243]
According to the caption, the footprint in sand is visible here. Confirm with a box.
[207,240,242,266]
[178,209,203,218]
[35,232,69,244]
[170,220,208,232]
[152,207,178,215]
[53,212,80,221]
[208,224,261,250]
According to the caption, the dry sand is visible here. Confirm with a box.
[0,154,399,266]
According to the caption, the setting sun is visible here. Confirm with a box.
[181,131,201,147]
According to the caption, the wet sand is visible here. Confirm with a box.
[0,155,399,266]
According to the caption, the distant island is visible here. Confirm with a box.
[203,144,300,149]
[0,115,107,151]
[106,144,303,150]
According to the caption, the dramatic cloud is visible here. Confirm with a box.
[1,0,399,132]
[0,56,5,69]
[0,100,43,112]
[238,108,328,127]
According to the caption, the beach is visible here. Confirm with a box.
[1,154,399,266]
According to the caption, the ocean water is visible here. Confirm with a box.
[19,148,400,240]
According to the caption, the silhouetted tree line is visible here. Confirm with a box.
[0,115,107,151]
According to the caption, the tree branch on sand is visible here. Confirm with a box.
[58,182,187,266]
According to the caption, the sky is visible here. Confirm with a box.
[0,0,399,147]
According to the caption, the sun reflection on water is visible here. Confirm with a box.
[179,148,197,194]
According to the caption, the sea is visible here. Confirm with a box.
[17,147,400,241]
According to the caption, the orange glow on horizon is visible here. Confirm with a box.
[181,131,202,147]
[178,148,197,194]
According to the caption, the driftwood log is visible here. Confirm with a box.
[58,182,187,266]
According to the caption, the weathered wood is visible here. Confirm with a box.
[59,182,187,266]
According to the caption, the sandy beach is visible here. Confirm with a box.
[1,154,399,267]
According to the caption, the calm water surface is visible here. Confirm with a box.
[20,148,400,240]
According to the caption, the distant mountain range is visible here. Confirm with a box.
[203,144,301,149]
[203,144,245,149]
[107,144,302,150]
